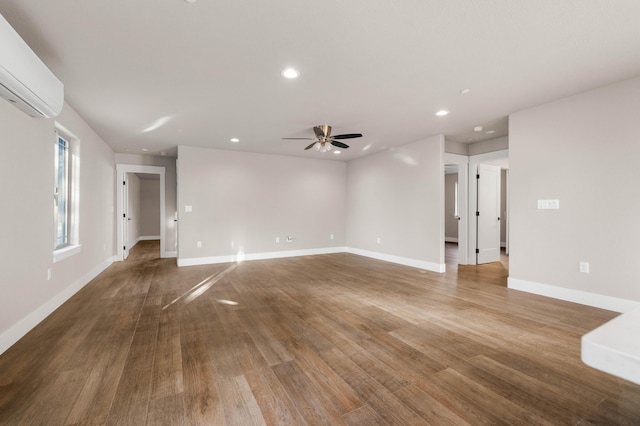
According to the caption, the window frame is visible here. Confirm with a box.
[53,124,81,263]
[54,133,70,249]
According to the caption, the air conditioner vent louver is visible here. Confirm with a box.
[0,13,63,118]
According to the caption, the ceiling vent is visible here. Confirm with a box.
[0,13,63,118]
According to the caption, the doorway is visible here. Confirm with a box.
[444,153,469,265]
[468,150,509,267]
[124,172,161,259]
[116,164,166,261]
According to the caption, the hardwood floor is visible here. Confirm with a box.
[1,240,639,425]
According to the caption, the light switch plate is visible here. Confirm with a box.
[537,199,560,209]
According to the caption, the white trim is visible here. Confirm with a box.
[163,251,177,258]
[444,153,469,265]
[468,149,509,264]
[581,307,640,386]
[53,244,82,263]
[347,248,446,273]
[445,237,459,243]
[508,277,640,313]
[177,247,346,267]
[177,246,447,272]
[116,164,166,261]
[0,255,115,355]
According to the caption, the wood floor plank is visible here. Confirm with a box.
[146,393,186,426]
[272,360,347,426]
[244,367,308,425]
[416,368,553,426]
[342,404,388,426]
[149,308,184,402]
[394,384,472,426]
[1,240,639,424]
[217,374,267,426]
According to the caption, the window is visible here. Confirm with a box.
[53,125,81,262]
[54,133,70,248]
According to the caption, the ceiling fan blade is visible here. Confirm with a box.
[282,137,313,140]
[314,124,332,138]
[304,142,317,150]
[331,133,362,140]
[331,141,349,149]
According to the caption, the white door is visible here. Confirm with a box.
[123,173,130,260]
[476,164,501,264]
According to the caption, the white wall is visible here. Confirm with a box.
[469,136,509,156]
[139,178,161,237]
[177,146,347,265]
[0,100,115,354]
[445,173,458,240]
[346,135,445,272]
[509,75,640,312]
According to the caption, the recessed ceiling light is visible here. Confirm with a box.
[486,130,495,134]
[141,148,149,152]
[435,110,449,116]
[459,88,471,94]
[333,151,341,155]
[230,138,240,143]
[474,126,483,132]
[184,0,197,3]
[281,68,300,79]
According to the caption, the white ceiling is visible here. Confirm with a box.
[2,1,640,161]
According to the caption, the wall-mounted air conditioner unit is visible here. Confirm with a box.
[0,13,64,118]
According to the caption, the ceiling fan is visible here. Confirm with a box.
[283,125,363,152]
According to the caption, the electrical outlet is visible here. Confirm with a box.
[579,261,590,273]
[276,237,280,243]
[47,268,52,281]
[377,237,381,244]
[330,234,334,240]
[197,241,202,248]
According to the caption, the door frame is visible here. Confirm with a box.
[467,149,508,264]
[444,153,469,265]
[116,164,166,261]
[123,172,129,260]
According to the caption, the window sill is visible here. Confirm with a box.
[53,244,82,263]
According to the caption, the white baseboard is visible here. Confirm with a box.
[163,251,177,258]
[0,255,116,355]
[177,247,347,267]
[177,246,446,273]
[445,237,458,243]
[346,248,446,273]
[508,277,640,313]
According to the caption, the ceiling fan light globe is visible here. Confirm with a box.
[313,142,321,151]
